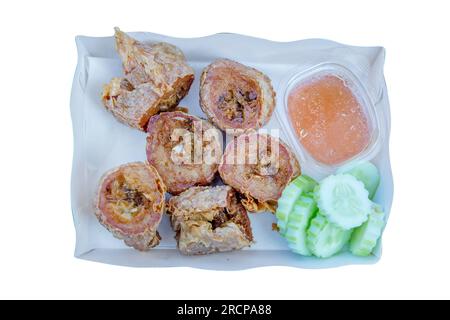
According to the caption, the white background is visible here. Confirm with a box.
[0,0,449,299]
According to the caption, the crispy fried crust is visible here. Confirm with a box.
[146,111,222,194]
[167,186,253,255]
[219,133,300,212]
[200,59,275,134]
[95,162,166,251]
[102,28,194,131]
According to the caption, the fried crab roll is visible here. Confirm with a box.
[95,162,166,251]
[167,186,253,255]
[102,28,194,131]
[199,59,276,134]
[146,111,222,194]
[219,133,300,213]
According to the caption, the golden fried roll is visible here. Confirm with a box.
[200,59,275,134]
[146,111,222,194]
[219,133,300,212]
[102,28,194,131]
[167,186,253,255]
[95,162,166,251]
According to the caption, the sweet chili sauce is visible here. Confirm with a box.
[288,75,370,165]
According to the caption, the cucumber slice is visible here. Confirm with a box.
[337,161,380,199]
[315,174,371,230]
[350,203,386,256]
[276,175,317,234]
[285,194,318,256]
[306,213,352,258]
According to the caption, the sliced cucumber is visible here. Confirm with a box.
[306,213,352,258]
[350,203,386,256]
[276,175,317,234]
[285,194,318,256]
[337,161,380,199]
[315,174,371,230]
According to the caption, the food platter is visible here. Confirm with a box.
[71,30,392,269]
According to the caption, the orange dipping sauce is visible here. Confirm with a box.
[288,75,370,165]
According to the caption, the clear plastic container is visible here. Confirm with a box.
[276,63,383,176]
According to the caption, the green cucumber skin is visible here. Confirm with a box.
[285,195,318,256]
[306,213,353,258]
[292,175,318,190]
[276,175,318,235]
[350,204,386,256]
[337,161,380,199]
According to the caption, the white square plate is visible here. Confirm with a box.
[71,32,393,269]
